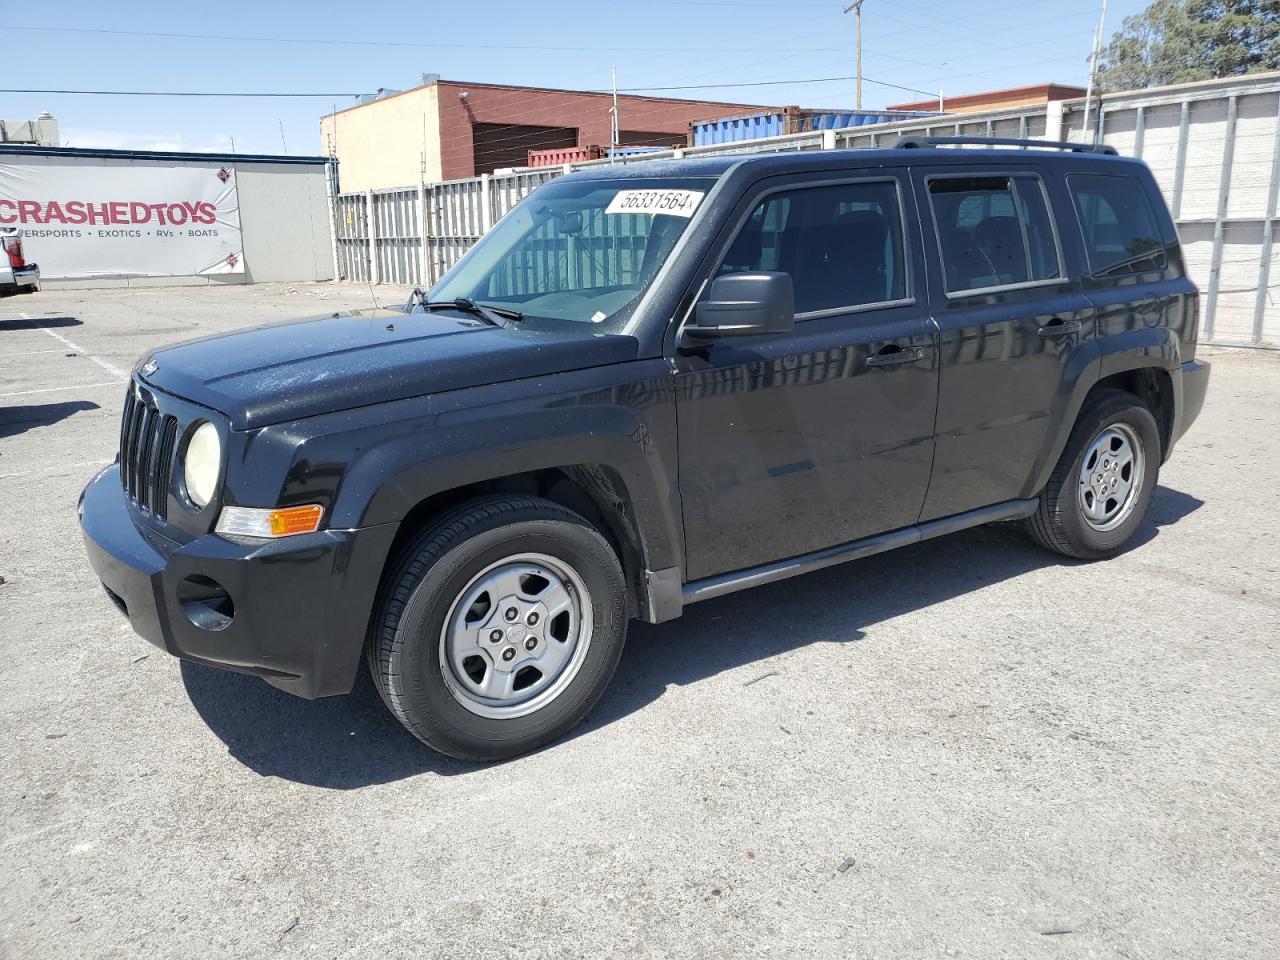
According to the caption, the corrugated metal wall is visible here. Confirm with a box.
[689,110,932,146]
[333,73,1280,347]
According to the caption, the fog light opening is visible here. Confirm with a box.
[178,575,234,631]
[102,583,128,617]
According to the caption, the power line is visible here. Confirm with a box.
[587,0,831,6]
[6,24,850,55]
[3,73,939,102]
[613,75,937,98]
[1,88,367,98]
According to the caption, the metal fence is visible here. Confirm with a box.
[331,72,1280,347]
[336,169,562,287]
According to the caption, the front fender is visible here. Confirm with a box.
[272,360,684,575]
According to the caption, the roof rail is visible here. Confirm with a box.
[891,135,1118,156]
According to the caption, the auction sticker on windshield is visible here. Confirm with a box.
[605,189,704,218]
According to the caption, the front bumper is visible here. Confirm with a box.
[79,465,398,699]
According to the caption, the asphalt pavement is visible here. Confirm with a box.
[2,282,1277,959]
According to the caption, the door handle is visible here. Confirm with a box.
[865,345,925,368]
[1037,318,1081,337]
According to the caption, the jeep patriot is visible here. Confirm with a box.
[81,138,1210,760]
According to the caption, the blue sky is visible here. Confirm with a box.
[6,0,1151,156]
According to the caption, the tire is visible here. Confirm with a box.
[366,495,627,761]
[1027,388,1161,560]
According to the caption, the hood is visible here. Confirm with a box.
[138,308,639,429]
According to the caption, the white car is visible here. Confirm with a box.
[1,227,40,294]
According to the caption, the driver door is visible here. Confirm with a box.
[673,171,940,583]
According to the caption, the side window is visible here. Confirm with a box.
[1068,174,1165,277]
[928,175,1062,294]
[717,181,907,314]
[719,196,790,274]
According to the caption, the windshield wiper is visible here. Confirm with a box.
[475,301,524,321]
[407,290,523,327]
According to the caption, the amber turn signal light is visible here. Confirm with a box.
[215,504,324,539]
[269,504,325,536]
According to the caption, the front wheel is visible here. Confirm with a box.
[366,496,627,761]
[1027,388,1161,560]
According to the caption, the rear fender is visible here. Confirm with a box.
[1024,326,1180,496]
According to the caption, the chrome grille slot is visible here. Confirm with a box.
[123,396,145,498]
[151,417,178,515]
[133,405,154,504]
[118,382,178,520]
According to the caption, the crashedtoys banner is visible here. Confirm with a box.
[0,159,244,279]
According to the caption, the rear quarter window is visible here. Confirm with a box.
[1068,173,1166,277]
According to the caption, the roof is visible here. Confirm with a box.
[561,143,1132,183]
[0,144,330,165]
[886,83,1087,112]
[325,77,777,118]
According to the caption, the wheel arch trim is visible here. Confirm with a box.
[332,412,684,624]
[1026,326,1181,496]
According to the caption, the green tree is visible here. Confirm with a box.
[1097,0,1280,90]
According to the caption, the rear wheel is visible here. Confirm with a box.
[366,496,627,761]
[1027,389,1161,560]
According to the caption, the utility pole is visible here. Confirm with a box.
[1082,0,1110,145]
[843,1,866,110]
[610,64,620,152]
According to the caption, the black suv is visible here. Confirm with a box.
[81,138,1210,760]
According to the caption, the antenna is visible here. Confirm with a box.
[610,64,619,155]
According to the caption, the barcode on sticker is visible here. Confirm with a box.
[605,189,704,218]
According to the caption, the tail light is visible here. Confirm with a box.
[4,235,25,269]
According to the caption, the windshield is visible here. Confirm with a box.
[429,176,718,332]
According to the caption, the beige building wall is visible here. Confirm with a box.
[320,85,441,192]
[935,92,1060,114]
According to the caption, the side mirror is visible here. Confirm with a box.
[685,272,795,339]
[554,211,583,235]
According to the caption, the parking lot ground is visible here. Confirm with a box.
[2,282,1278,959]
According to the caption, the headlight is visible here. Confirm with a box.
[184,421,221,508]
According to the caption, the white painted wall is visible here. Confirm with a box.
[2,151,336,289]
[236,162,334,283]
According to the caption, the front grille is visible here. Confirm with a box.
[119,385,178,520]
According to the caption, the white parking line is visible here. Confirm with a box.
[18,312,130,380]
[0,457,113,482]
[0,380,126,398]
[0,348,70,359]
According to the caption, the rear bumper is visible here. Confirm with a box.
[2,264,39,289]
[1172,358,1210,449]
[79,464,397,698]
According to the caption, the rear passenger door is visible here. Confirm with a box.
[912,164,1098,520]
[673,171,939,582]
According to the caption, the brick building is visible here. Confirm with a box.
[322,77,775,191]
